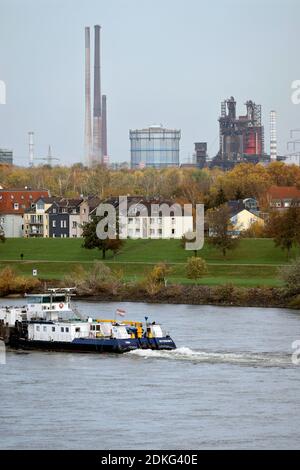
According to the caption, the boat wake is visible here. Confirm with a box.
[127,347,292,368]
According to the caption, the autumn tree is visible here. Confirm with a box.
[186,257,208,282]
[82,216,124,260]
[266,206,300,259]
[206,204,240,257]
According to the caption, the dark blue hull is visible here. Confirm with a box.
[12,338,139,354]
[11,336,176,354]
[138,337,176,350]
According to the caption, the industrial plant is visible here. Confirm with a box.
[84,25,108,168]
[211,96,268,170]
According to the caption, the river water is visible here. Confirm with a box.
[0,299,300,450]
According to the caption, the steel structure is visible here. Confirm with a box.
[270,111,277,161]
[218,97,264,164]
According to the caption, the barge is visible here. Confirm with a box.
[0,289,176,354]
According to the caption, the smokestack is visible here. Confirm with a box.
[102,94,107,159]
[270,111,277,161]
[28,131,34,167]
[84,27,92,167]
[93,24,102,164]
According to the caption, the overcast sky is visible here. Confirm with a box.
[0,0,299,166]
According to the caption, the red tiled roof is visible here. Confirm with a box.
[267,186,300,200]
[0,189,49,215]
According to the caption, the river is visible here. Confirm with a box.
[0,299,300,450]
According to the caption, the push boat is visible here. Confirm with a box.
[0,289,176,354]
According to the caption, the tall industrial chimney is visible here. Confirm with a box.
[93,24,102,164]
[270,111,277,161]
[102,94,107,160]
[84,27,92,167]
[28,131,34,167]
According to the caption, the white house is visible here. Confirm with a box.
[97,197,194,240]
[230,209,264,236]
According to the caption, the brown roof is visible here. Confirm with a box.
[267,186,300,200]
[0,189,49,215]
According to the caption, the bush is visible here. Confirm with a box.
[186,257,208,281]
[64,262,121,295]
[0,266,41,297]
[141,263,173,297]
[279,258,300,295]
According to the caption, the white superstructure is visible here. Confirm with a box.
[0,289,75,327]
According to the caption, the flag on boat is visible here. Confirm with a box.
[116,308,126,318]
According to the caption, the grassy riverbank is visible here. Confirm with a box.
[0,238,298,287]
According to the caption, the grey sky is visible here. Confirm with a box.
[0,0,299,166]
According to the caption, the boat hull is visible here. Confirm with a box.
[10,337,139,354]
[10,336,176,354]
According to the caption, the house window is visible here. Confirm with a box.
[53,208,57,214]
[14,203,19,210]
[52,220,56,228]
[72,221,77,229]
[172,229,175,235]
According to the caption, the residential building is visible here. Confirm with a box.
[95,197,193,240]
[130,125,181,169]
[266,186,300,210]
[229,209,264,236]
[24,197,59,238]
[0,189,49,237]
[47,199,83,238]
[79,196,102,228]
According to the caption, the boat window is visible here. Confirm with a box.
[43,326,47,332]
[29,297,43,304]
[54,296,66,303]
[36,325,40,331]
[61,327,64,332]
[52,327,55,332]
[75,328,80,333]
[66,327,69,333]
[96,325,101,331]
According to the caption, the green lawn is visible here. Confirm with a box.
[0,237,298,264]
[0,238,296,287]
